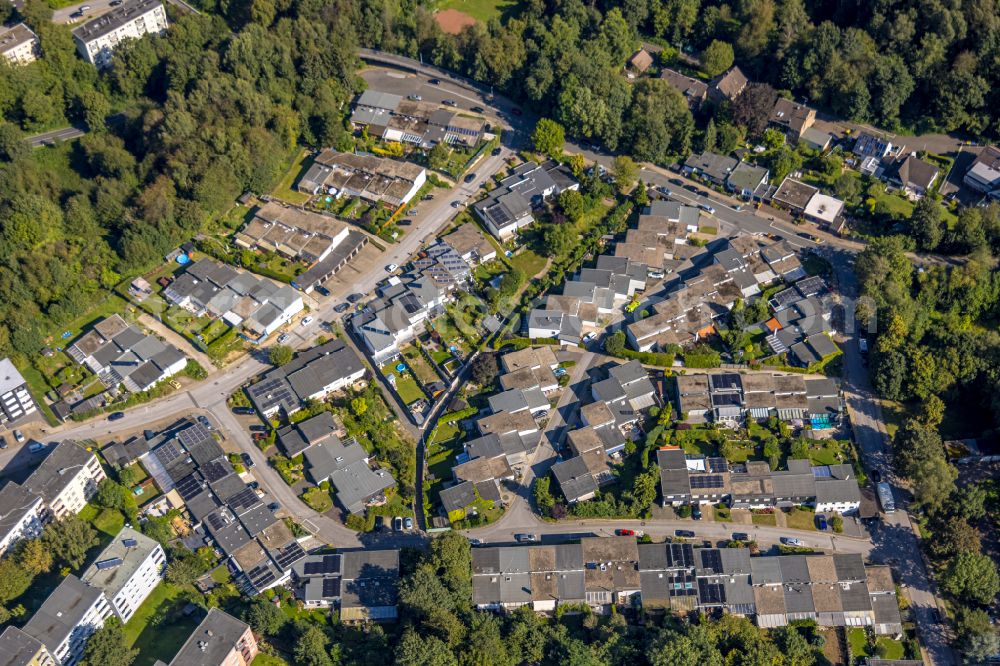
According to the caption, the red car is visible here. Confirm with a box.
[615,529,635,536]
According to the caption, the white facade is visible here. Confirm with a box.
[0,24,39,65]
[0,357,37,423]
[83,528,167,623]
[0,491,44,556]
[72,0,168,67]
[815,498,861,514]
[49,455,107,519]
[301,365,367,401]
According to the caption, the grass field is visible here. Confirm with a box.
[124,583,199,666]
[751,512,777,527]
[253,655,292,666]
[272,148,313,205]
[508,249,547,278]
[425,421,465,509]
[382,367,427,405]
[434,0,519,23]
[785,506,817,531]
[847,628,906,661]
[302,487,334,513]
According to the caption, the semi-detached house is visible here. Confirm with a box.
[473,161,578,241]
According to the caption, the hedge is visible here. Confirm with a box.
[439,406,477,423]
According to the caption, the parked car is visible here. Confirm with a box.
[79,4,92,9]
[470,106,485,113]
[442,99,457,107]
[491,147,502,156]
[698,203,716,215]
[463,173,477,183]
[582,332,596,343]
[781,537,803,546]
[252,432,266,441]
[13,429,25,443]
[268,502,281,512]
[931,608,943,624]
[393,516,404,531]
[428,78,441,85]
[249,425,268,432]
[347,293,363,303]
[277,333,290,344]
[674,529,696,538]
[408,94,422,101]
[0,436,7,449]
[451,200,463,208]
[28,442,45,453]
[816,515,829,530]
[301,316,314,327]
[616,529,636,536]
[691,504,703,520]
[240,453,255,468]
[398,218,413,226]
[515,533,536,542]
[334,303,350,313]
[404,517,413,529]
[197,415,213,430]
[422,194,434,201]
[871,468,881,483]
[731,532,750,542]
[108,412,125,422]
[385,263,398,273]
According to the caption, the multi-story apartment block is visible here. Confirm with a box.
[82,527,166,623]
[0,626,56,666]
[0,23,40,65]
[0,357,38,424]
[23,441,106,520]
[168,609,258,666]
[71,0,168,67]
[22,575,112,666]
[0,481,45,556]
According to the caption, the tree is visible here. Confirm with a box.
[941,552,1000,605]
[558,189,586,224]
[81,620,137,666]
[928,518,981,559]
[955,608,1000,663]
[910,197,943,251]
[166,552,206,586]
[294,623,333,666]
[269,344,294,366]
[623,79,694,163]
[141,515,174,546]
[834,173,862,202]
[395,629,458,666]
[954,482,988,522]
[15,538,53,575]
[429,143,451,172]
[604,330,626,356]
[243,597,287,636]
[702,118,717,153]
[701,40,734,77]
[533,476,556,514]
[733,84,779,138]
[351,397,368,417]
[43,515,98,570]
[470,353,498,387]
[532,118,565,158]
[95,479,138,518]
[611,155,638,191]
[117,465,140,488]
[544,223,576,257]
[0,559,32,604]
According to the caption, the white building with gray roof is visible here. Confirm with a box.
[23,440,106,521]
[0,481,45,557]
[71,0,167,67]
[473,161,578,241]
[82,527,165,623]
[22,575,112,666]
[0,23,39,65]
[0,357,37,425]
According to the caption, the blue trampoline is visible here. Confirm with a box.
[176,253,191,264]
[396,363,407,372]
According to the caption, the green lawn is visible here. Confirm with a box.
[401,346,440,385]
[302,487,334,513]
[751,512,777,526]
[806,439,849,466]
[123,583,200,666]
[785,506,817,531]
[675,428,719,457]
[714,505,732,522]
[79,503,126,539]
[253,655,292,666]
[382,367,427,406]
[847,628,906,661]
[433,0,520,23]
[272,148,313,205]
[508,249,547,278]
[425,420,465,509]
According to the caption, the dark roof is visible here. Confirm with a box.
[23,575,104,651]
[168,609,251,666]
[23,441,95,504]
[0,626,46,666]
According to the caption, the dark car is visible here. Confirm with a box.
[334,303,350,313]
[731,532,750,542]
[398,218,413,226]
[674,529,696,538]
[816,515,829,530]
[232,406,255,415]
[691,505,703,520]
[428,78,441,85]
[241,453,255,468]
[470,106,485,113]
[871,469,881,483]
[669,178,684,186]
[108,412,125,421]
[684,184,699,193]
[314,285,330,297]
[0,436,7,450]
[197,415,213,430]
[463,173,477,183]
[249,425,268,432]
[442,99,457,107]
[268,502,281,512]
[347,293,363,303]
[491,147,502,156]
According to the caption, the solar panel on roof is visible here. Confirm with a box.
[697,579,726,603]
[246,563,277,589]
[155,440,184,464]
[174,474,204,500]
[227,487,260,513]
[205,512,228,531]
[700,549,722,574]
[304,555,340,576]
[200,460,230,483]
[122,538,138,548]
[690,474,724,489]
[812,466,832,477]
[322,578,340,598]
[96,557,124,570]
[274,542,307,569]
[707,457,728,473]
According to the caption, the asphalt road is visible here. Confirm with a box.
[27,126,86,147]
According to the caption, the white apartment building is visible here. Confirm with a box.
[0,23,39,65]
[23,575,112,666]
[0,357,38,424]
[71,0,168,67]
[82,527,166,623]
[0,482,45,556]
[24,441,106,520]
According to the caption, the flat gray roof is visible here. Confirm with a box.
[82,527,161,599]
[23,575,104,651]
[169,609,250,666]
[72,0,164,42]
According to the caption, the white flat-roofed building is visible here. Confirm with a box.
[23,441,106,520]
[22,575,112,666]
[82,527,166,623]
[0,482,45,557]
[0,357,37,424]
[0,23,39,65]
[71,0,168,67]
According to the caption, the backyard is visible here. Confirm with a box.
[124,583,200,666]
[401,346,441,386]
[847,628,906,661]
[271,148,313,205]
[508,248,547,278]
[382,366,427,406]
[424,419,466,512]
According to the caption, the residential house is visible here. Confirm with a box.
[726,162,769,199]
[660,68,708,109]
[768,99,816,141]
[297,150,426,207]
[552,450,611,503]
[708,66,748,102]
[964,145,1000,195]
[296,425,396,515]
[247,340,366,417]
[411,241,472,291]
[803,193,845,230]
[167,609,258,666]
[23,441,106,520]
[683,151,739,186]
[236,202,349,265]
[674,370,840,424]
[627,49,653,75]
[440,478,503,521]
[498,346,559,393]
[291,230,369,294]
[590,360,658,425]
[441,223,497,265]
[0,626,55,666]
[0,23,39,65]
[71,0,167,67]
[0,357,38,424]
[22,575,112,666]
[853,133,895,160]
[473,160,578,241]
[65,315,188,392]
[889,155,939,198]
[0,482,45,556]
[800,128,833,152]
[350,90,485,148]
[675,374,711,421]
[352,275,447,365]
[292,550,400,621]
[82,527,166,623]
[771,177,818,215]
